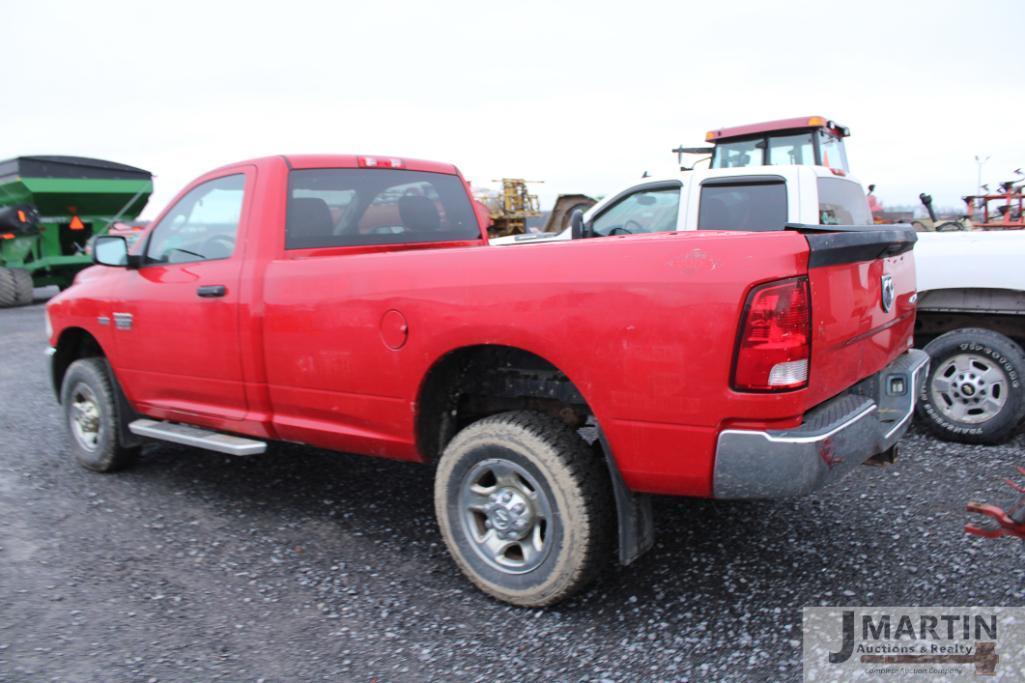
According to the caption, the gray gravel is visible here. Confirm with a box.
[1,301,1023,682]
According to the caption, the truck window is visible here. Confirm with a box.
[286,169,480,249]
[697,181,787,231]
[767,133,814,166]
[590,189,679,237]
[711,139,763,168]
[145,174,246,264]
[817,177,871,225]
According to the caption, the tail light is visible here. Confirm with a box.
[732,277,810,391]
[358,156,404,169]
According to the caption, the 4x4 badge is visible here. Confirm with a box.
[880,274,895,312]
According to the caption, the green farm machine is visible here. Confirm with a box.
[0,156,152,307]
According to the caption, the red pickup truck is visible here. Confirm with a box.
[46,155,928,606]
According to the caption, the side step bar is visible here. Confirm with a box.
[128,418,267,456]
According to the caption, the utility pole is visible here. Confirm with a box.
[975,155,990,216]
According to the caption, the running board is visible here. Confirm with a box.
[128,419,267,456]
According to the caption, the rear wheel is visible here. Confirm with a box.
[916,328,1025,444]
[11,268,33,305]
[434,411,613,607]
[60,358,139,472]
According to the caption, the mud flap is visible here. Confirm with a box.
[596,428,655,565]
[102,360,145,449]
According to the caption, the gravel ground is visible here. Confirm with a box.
[1,300,1023,682]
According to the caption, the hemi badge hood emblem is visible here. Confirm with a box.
[112,312,133,330]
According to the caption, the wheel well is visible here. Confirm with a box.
[52,328,105,401]
[915,311,1025,349]
[415,345,593,462]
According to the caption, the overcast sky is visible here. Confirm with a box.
[5,0,1022,217]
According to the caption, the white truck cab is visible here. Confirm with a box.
[490,164,869,245]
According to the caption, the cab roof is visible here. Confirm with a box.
[283,155,461,175]
[204,155,463,177]
[706,116,849,142]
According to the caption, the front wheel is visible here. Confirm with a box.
[60,358,139,472]
[916,328,1025,444]
[434,411,613,607]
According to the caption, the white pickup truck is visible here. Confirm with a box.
[914,232,1024,444]
[492,164,870,244]
[494,164,1025,444]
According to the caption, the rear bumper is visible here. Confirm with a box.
[712,349,929,499]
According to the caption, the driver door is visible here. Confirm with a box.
[111,167,254,424]
[589,181,682,236]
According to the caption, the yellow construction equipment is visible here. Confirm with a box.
[475,179,596,238]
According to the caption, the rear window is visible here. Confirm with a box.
[286,169,480,249]
[697,181,788,231]
[817,177,871,225]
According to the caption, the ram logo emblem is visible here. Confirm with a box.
[880,275,895,313]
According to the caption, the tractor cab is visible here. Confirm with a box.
[703,116,851,174]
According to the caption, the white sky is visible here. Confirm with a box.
[5,0,1022,217]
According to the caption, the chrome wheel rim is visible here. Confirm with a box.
[930,353,1008,424]
[458,458,553,574]
[69,383,102,451]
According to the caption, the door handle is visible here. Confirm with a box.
[197,285,227,298]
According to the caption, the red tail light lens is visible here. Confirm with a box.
[732,277,810,391]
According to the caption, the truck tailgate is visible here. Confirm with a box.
[800,226,918,407]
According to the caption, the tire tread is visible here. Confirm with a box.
[0,267,16,308]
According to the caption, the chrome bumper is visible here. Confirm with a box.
[712,349,930,499]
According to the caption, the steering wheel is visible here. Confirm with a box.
[201,234,236,257]
[609,220,643,235]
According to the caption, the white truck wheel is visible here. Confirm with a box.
[916,328,1025,445]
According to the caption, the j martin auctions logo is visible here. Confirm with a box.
[803,607,1025,682]
[830,611,997,675]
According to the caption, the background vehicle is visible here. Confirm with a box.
[491,164,870,245]
[913,231,1025,443]
[912,192,970,232]
[702,115,851,172]
[473,177,596,238]
[47,154,923,607]
[0,156,152,307]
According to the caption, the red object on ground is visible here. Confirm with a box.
[966,467,1025,540]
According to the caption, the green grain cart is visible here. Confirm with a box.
[0,156,152,307]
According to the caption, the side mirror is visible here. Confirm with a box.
[569,209,588,239]
[93,235,137,268]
